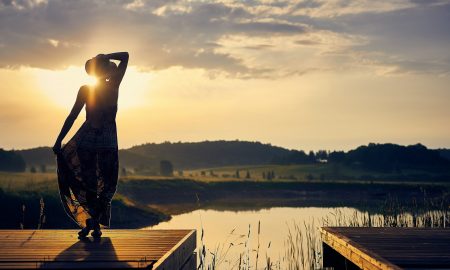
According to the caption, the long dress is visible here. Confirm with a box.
[56,85,119,228]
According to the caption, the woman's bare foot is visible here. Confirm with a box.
[91,219,102,238]
[78,218,95,239]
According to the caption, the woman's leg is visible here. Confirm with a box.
[97,148,119,227]
[75,147,100,237]
[77,147,100,220]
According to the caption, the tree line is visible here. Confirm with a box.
[273,143,450,172]
[2,141,450,173]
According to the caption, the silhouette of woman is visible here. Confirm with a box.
[53,52,129,238]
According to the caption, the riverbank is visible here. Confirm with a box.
[0,172,171,229]
[118,178,449,215]
[0,189,169,229]
[0,172,448,229]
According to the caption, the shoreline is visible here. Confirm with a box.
[1,175,448,229]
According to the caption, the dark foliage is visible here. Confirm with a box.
[160,160,174,176]
[331,143,450,172]
[438,149,450,162]
[328,151,345,163]
[0,149,26,172]
[271,150,315,164]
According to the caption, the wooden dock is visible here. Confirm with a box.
[320,227,450,270]
[0,229,196,269]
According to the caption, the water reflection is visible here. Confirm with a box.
[144,207,360,269]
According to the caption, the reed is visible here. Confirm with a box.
[20,204,25,229]
[37,197,45,229]
[255,221,260,270]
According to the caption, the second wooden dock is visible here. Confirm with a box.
[321,227,450,270]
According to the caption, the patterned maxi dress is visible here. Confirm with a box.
[56,85,119,228]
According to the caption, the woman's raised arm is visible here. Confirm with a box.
[100,52,129,85]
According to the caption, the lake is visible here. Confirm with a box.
[144,206,376,269]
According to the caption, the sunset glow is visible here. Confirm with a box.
[1,0,449,150]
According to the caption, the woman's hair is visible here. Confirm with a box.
[85,57,117,77]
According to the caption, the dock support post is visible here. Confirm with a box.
[323,243,360,270]
[180,252,197,270]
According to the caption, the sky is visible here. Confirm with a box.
[0,0,449,151]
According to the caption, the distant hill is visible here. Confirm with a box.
[10,141,450,175]
[15,140,295,170]
[125,140,293,170]
[17,147,55,168]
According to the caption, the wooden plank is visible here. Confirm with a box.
[0,229,196,269]
[153,230,196,270]
[321,227,450,270]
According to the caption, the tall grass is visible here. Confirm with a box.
[37,197,46,229]
[18,197,46,230]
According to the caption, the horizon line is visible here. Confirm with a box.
[4,140,449,152]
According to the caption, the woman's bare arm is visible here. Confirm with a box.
[100,52,129,85]
[53,86,87,154]
[104,52,129,62]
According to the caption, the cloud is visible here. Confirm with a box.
[0,0,47,10]
[0,0,449,78]
[290,0,416,17]
[212,0,418,17]
[0,1,298,77]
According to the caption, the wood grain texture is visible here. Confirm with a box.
[321,227,450,270]
[0,229,196,269]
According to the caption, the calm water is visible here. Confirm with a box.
[143,207,368,269]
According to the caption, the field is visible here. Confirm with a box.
[10,161,450,185]
[177,163,450,185]
[0,171,58,192]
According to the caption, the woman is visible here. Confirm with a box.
[53,52,129,238]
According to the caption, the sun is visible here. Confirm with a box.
[86,75,98,86]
